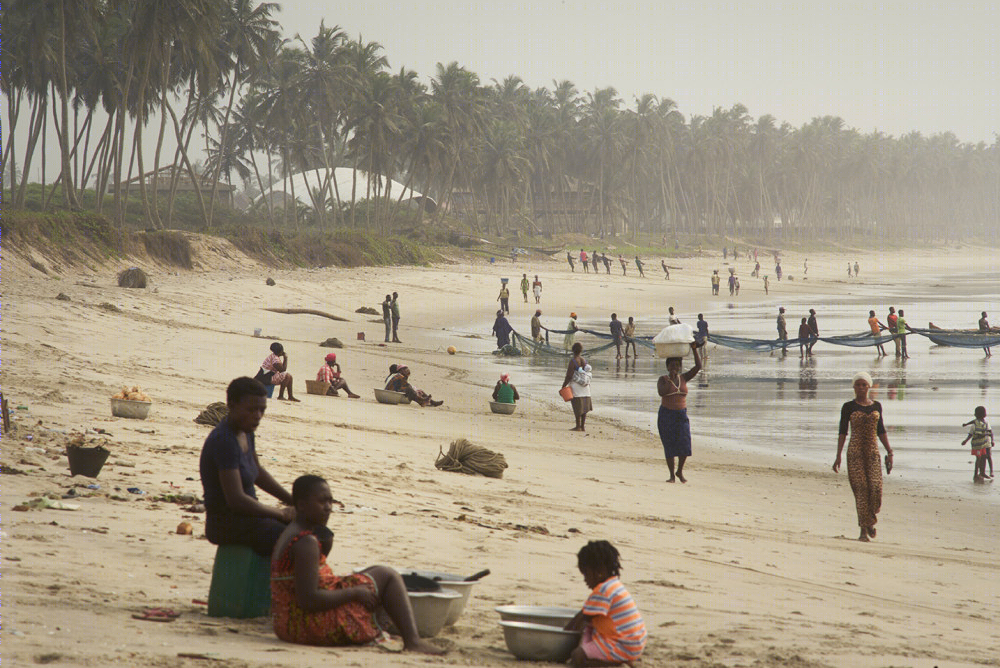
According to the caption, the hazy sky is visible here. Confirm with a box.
[278,0,998,142]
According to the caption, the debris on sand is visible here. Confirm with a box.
[355,306,380,315]
[56,293,71,301]
[266,277,276,286]
[117,267,148,288]
[319,338,343,348]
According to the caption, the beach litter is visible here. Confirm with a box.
[13,497,81,512]
[435,439,508,478]
[176,522,193,535]
[319,337,343,348]
[194,402,228,426]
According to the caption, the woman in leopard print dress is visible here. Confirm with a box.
[833,372,894,541]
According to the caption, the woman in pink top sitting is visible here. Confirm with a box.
[657,343,701,483]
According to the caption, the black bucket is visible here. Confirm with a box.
[67,445,110,478]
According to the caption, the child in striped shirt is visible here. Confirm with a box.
[961,406,994,482]
[566,540,647,666]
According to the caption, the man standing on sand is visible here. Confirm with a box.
[886,307,900,357]
[624,316,638,359]
[764,275,769,294]
[619,255,628,276]
[896,308,911,358]
[382,294,393,343]
[567,251,575,272]
[497,282,510,315]
[711,270,720,295]
[520,273,530,303]
[728,272,737,296]
[854,261,860,278]
[602,253,612,274]
[807,308,819,354]
[591,251,600,273]
[695,314,709,358]
[661,259,670,280]
[635,256,645,277]
[580,248,589,273]
[531,309,544,343]
[869,310,888,356]
[390,292,401,343]
[533,275,543,303]
[777,306,788,356]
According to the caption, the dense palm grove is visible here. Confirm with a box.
[3,0,999,241]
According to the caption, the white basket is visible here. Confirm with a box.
[655,342,692,358]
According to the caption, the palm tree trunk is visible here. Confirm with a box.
[207,59,242,229]
[56,0,79,208]
[16,96,45,209]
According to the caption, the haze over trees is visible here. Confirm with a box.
[3,0,998,241]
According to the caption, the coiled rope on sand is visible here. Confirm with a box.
[435,438,508,478]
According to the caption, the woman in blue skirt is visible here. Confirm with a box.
[657,343,702,483]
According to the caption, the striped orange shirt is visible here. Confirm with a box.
[582,576,647,661]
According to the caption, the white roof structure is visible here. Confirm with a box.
[258,167,435,211]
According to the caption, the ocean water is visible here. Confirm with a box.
[477,270,1000,502]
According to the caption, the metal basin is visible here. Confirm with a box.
[374,388,407,404]
[499,620,581,662]
[405,570,478,625]
[489,401,516,415]
[495,605,577,628]
[110,398,152,419]
[406,590,462,637]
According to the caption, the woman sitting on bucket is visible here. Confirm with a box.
[492,373,520,404]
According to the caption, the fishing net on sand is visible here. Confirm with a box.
[194,402,229,426]
[435,438,508,478]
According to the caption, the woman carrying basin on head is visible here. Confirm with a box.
[657,343,701,483]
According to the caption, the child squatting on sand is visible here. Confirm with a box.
[961,406,994,482]
[565,541,647,667]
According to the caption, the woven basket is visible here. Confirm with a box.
[305,380,331,396]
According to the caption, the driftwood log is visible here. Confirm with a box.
[264,308,348,322]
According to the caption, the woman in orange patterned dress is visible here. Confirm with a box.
[833,372,894,541]
[271,475,444,654]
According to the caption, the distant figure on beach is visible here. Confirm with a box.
[619,255,627,276]
[580,249,590,273]
[602,253,611,274]
[886,307,900,357]
[775,261,782,281]
[723,246,728,260]
[257,342,298,401]
[635,256,645,277]
[567,251,575,272]
[668,306,681,325]
[531,309,544,342]
[763,275,769,294]
[728,272,736,296]
[979,311,994,357]
[695,314,709,357]
[492,373,520,404]
[847,262,853,278]
[623,316,637,359]
[753,261,760,278]
[868,310,888,356]
[391,292,402,343]
[807,309,819,354]
[382,294,392,343]
[271,475,445,655]
[520,274,530,303]
[562,342,593,432]
[961,406,994,482]
[592,251,600,273]
[776,307,788,355]
[834,371,893,541]
[896,309,911,358]
[804,258,808,274]
[661,260,670,280]
[657,342,702,483]
[563,540,647,666]
[734,276,741,295]
[711,270,720,295]
[200,377,294,557]
[497,282,510,314]
[564,312,579,351]
[798,318,811,358]
[492,309,512,348]
[610,313,625,359]
[854,261,860,278]
[316,353,360,398]
[384,365,443,407]
[533,275,543,303]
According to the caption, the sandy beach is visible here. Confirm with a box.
[2,238,996,668]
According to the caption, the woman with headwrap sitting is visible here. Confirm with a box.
[384,365,443,407]
[492,373,520,404]
[316,353,360,398]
